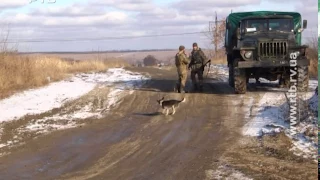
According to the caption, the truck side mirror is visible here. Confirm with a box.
[227,22,231,29]
[236,28,240,40]
[302,20,307,29]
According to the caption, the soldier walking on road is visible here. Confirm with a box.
[175,45,190,93]
[189,42,210,92]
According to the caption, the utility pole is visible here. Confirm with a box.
[214,11,218,58]
[208,11,218,59]
[209,20,214,58]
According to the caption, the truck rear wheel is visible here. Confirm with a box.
[297,66,309,92]
[233,59,247,94]
[229,62,234,88]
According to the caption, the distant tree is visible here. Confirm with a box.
[143,55,158,66]
[202,19,226,57]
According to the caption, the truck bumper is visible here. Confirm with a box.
[237,58,310,68]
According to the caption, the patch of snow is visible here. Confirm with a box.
[0,78,96,123]
[19,75,147,134]
[206,165,253,180]
[308,94,318,112]
[25,122,77,133]
[105,89,124,111]
[0,68,149,148]
[309,80,318,90]
[255,78,279,84]
[288,132,318,161]
[243,92,287,136]
[208,64,229,82]
[0,68,149,124]
[77,68,148,87]
[242,80,318,160]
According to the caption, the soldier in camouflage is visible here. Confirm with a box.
[175,45,190,93]
[189,42,210,91]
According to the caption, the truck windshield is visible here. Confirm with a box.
[241,18,293,33]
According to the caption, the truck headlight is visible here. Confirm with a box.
[244,51,252,58]
[292,51,300,56]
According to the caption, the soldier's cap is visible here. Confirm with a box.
[179,45,185,51]
[192,42,198,47]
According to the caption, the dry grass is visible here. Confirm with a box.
[210,57,227,65]
[0,54,128,99]
[304,39,318,78]
[309,58,318,78]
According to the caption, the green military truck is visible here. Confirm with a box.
[225,11,309,94]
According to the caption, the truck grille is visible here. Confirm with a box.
[259,41,287,58]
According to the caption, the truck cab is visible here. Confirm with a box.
[225,11,309,94]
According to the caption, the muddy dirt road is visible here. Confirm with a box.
[0,67,317,180]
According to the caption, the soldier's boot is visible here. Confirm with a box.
[179,87,185,94]
[193,84,198,92]
[176,83,181,93]
[199,84,203,92]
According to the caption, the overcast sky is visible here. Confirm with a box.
[0,0,317,52]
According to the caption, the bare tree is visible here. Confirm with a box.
[305,31,317,59]
[203,18,226,60]
[0,24,19,54]
[305,31,318,78]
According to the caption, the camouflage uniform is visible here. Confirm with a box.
[175,46,189,93]
[189,46,208,90]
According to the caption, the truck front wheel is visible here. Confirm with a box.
[233,59,247,94]
[297,66,309,92]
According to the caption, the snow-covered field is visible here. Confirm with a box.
[0,68,149,149]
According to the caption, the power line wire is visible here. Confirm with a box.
[5,31,212,43]
[5,29,316,43]
[9,20,229,32]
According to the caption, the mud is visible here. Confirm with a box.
[0,66,316,180]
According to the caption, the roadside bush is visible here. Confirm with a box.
[143,55,158,66]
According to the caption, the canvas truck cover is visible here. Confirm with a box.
[225,11,302,45]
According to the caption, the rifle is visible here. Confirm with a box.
[188,58,211,71]
[205,59,211,78]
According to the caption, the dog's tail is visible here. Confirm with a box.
[181,97,186,102]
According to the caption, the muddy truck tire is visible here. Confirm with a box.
[297,66,309,92]
[231,59,247,94]
[228,62,235,88]
[234,67,247,94]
